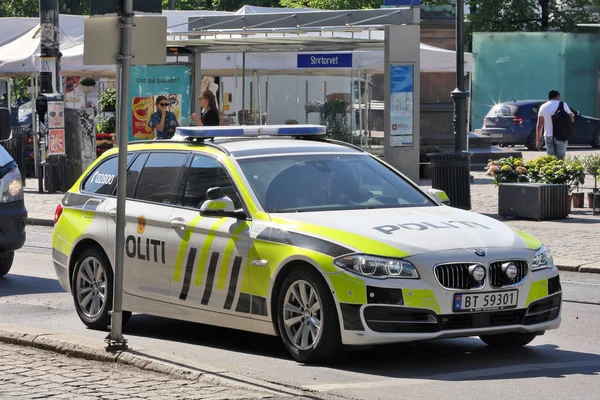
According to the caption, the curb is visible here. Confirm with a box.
[25,217,54,227]
[556,259,600,274]
[0,323,313,399]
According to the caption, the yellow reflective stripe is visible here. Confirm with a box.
[526,279,548,306]
[402,289,441,313]
[216,223,250,290]
[513,228,542,251]
[271,217,410,258]
[208,201,227,210]
[328,272,367,304]
[194,218,229,286]
[173,215,203,282]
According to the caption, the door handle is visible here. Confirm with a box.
[108,209,117,219]
[169,218,188,229]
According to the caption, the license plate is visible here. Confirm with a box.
[453,290,518,312]
[488,133,503,138]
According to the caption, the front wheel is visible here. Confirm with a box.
[72,246,131,330]
[0,251,15,278]
[276,267,342,364]
[480,332,538,349]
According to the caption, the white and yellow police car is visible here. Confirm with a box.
[52,125,561,363]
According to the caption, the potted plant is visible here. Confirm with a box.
[98,88,117,112]
[80,77,96,94]
[490,155,577,220]
[583,154,600,208]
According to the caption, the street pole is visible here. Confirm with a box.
[106,0,133,351]
[451,0,469,152]
[169,0,175,10]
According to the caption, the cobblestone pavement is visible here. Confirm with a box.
[0,342,274,400]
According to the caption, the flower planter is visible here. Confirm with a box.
[498,183,569,220]
[572,192,585,208]
[587,190,599,208]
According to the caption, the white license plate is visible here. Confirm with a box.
[488,133,503,138]
[453,290,518,312]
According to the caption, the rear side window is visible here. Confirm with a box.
[82,156,119,195]
[125,153,149,198]
[486,104,518,117]
[134,152,188,204]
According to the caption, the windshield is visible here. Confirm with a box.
[237,154,436,213]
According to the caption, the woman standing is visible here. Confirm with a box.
[191,90,220,127]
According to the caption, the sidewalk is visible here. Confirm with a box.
[0,323,313,400]
[22,172,600,274]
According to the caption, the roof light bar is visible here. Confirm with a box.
[174,124,326,140]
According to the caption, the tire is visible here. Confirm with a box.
[480,332,538,349]
[72,246,131,330]
[526,132,538,151]
[591,129,600,148]
[0,251,15,278]
[276,267,342,364]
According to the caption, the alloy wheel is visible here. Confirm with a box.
[75,256,108,319]
[282,280,323,350]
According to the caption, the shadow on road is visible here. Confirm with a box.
[0,274,65,296]
[121,315,600,382]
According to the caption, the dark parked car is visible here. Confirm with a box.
[479,100,600,150]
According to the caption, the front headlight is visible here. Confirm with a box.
[532,245,553,271]
[334,254,419,279]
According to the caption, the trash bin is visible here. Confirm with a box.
[428,151,472,210]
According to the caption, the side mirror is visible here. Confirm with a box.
[0,107,11,141]
[200,187,246,219]
[427,188,450,205]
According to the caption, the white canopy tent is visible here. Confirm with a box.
[0,8,472,78]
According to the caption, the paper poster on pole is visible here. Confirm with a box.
[389,65,414,147]
[47,101,65,129]
[129,65,191,141]
[48,129,66,155]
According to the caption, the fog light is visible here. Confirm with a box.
[469,265,486,282]
[502,262,518,280]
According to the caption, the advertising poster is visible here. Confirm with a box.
[389,65,414,147]
[129,65,192,141]
[48,129,66,155]
[48,101,65,129]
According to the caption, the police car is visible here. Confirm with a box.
[51,125,561,363]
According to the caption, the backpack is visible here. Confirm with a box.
[551,101,573,141]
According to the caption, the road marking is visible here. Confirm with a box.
[302,360,600,391]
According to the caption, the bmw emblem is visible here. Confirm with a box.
[474,249,486,257]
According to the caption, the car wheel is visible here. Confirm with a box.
[526,132,538,151]
[0,251,15,278]
[72,247,131,330]
[591,129,600,148]
[277,267,342,364]
[480,332,538,348]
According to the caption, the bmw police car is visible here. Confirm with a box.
[51,125,561,363]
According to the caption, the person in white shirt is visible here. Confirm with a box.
[536,89,574,160]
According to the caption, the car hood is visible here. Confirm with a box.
[271,206,534,257]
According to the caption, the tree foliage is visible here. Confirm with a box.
[279,0,381,9]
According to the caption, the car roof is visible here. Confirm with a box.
[126,137,364,159]
[497,100,545,106]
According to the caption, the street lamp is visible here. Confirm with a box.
[428,0,472,210]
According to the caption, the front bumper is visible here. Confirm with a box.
[0,199,27,253]
[340,291,561,346]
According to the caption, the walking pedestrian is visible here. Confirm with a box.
[536,89,574,160]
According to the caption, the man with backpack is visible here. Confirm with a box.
[536,89,574,160]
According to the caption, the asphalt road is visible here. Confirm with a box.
[2,226,600,400]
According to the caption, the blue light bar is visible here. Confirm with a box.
[173,124,326,140]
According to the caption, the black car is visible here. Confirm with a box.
[479,100,600,150]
